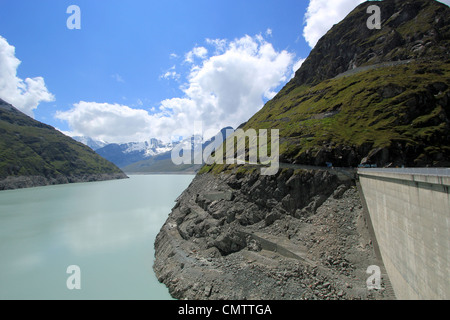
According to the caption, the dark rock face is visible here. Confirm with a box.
[294,0,450,87]
[153,170,395,300]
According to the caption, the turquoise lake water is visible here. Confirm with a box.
[0,175,194,300]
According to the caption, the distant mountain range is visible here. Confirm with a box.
[0,99,127,190]
[75,127,234,173]
[74,137,174,168]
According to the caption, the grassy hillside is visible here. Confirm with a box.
[0,99,126,183]
[243,59,449,167]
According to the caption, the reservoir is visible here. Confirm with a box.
[0,175,194,300]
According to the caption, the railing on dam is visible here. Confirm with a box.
[358,167,450,177]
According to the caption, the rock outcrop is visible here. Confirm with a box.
[154,168,394,300]
[294,0,450,87]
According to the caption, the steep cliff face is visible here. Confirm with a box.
[0,99,127,190]
[294,0,449,87]
[154,168,394,300]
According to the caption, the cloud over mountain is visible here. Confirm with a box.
[303,0,366,48]
[59,34,297,143]
[303,0,450,48]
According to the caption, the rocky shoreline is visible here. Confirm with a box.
[153,168,395,300]
[0,172,128,191]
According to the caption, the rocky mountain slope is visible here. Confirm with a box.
[242,0,449,168]
[154,168,395,300]
[0,99,127,190]
[153,0,449,300]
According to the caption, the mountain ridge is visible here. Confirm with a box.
[293,0,450,87]
[0,99,127,191]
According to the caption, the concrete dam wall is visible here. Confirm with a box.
[358,168,450,300]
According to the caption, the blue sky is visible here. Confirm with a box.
[1,0,449,143]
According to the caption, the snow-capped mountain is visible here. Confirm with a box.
[121,139,173,157]
[123,127,234,173]
[94,138,173,168]
[73,136,108,151]
[76,128,234,170]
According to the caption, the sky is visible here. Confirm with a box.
[1,0,449,143]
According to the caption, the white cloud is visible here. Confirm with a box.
[437,0,450,6]
[303,0,450,48]
[206,38,228,54]
[0,35,54,117]
[303,0,365,48]
[160,65,180,81]
[55,102,154,143]
[266,28,273,37]
[57,34,301,143]
[162,34,295,138]
[185,46,208,63]
[111,73,125,83]
[161,70,179,80]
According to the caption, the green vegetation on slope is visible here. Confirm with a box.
[0,100,125,181]
[243,60,450,167]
